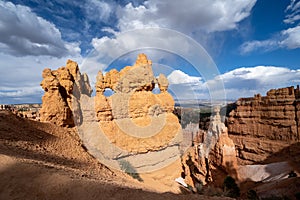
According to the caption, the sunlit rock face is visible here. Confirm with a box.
[94,53,182,154]
[91,54,183,192]
[227,86,300,164]
[182,106,238,188]
[40,60,92,126]
[39,54,183,192]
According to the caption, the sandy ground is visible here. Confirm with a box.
[0,111,229,200]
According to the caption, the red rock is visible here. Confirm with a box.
[227,86,300,164]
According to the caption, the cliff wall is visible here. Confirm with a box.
[227,86,300,164]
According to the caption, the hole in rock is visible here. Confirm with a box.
[152,84,160,94]
[103,88,115,97]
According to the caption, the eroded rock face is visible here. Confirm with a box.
[94,54,181,154]
[227,86,300,164]
[40,60,92,126]
[39,55,182,192]
[182,107,238,188]
[86,54,183,192]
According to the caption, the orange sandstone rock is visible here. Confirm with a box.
[94,54,181,154]
[40,60,92,126]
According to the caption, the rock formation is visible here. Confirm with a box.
[182,106,238,188]
[94,54,181,154]
[40,60,92,126]
[39,54,183,192]
[88,54,183,192]
[227,86,300,164]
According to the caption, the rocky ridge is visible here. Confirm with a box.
[227,86,300,164]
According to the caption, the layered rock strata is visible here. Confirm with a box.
[227,86,300,164]
[94,54,182,154]
[40,60,92,126]
[90,54,183,192]
[39,55,183,192]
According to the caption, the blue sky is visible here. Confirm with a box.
[0,0,299,104]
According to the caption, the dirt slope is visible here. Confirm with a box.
[0,111,228,200]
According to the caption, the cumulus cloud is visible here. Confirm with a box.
[117,0,256,33]
[84,0,114,23]
[280,26,300,49]
[0,1,80,57]
[168,70,202,85]
[83,28,221,85]
[0,86,43,104]
[166,66,300,100]
[80,0,258,87]
[209,66,300,99]
[0,52,82,104]
[85,0,257,84]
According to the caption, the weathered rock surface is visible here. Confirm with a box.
[95,54,181,154]
[84,54,183,192]
[39,54,183,192]
[182,107,238,188]
[40,60,92,126]
[227,86,300,164]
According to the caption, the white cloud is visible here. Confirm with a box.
[239,39,278,54]
[240,25,300,53]
[168,70,202,84]
[91,29,194,58]
[286,0,297,11]
[0,52,82,104]
[84,28,220,82]
[0,1,83,104]
[0,1,80,57]
[241,0,300,54]
[84,0,113,23]
[284,14,300,24]
[284,0,300,25]
[280,26,300,49]
[209,66,300,99]
[83,0,257,87]
[0,86,42,99]
[166,70,212,100]
[167,66,300,100]
[86,0,257,83]
[117,0,257,33]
